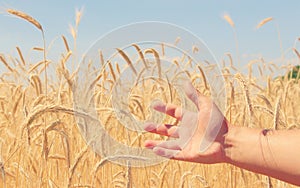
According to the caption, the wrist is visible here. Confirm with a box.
[222,123,238,164]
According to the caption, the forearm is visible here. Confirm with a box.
[223,125,300,186]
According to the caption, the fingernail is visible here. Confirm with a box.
[153,147,165,156]
[151,100,165,110]
[144,144,155,149]
[143,122,156,131]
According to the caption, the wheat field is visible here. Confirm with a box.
[0,9,299,188]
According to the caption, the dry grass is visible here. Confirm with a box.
[0,9,299,188]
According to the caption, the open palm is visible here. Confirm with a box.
[144,82,229,164]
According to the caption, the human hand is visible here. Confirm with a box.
[144,82,229,164]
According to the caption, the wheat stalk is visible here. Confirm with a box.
[7,8,47,94]
[223,13,240,65]
[125,161,131,188]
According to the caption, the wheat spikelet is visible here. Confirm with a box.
[75,8,84,28]
[235,73,253,126]
[173,59,179,67]
[223,13,235,27]
[179,171,192,188]
[192,175,210,188]
[283,79,293,105]
[22,105,98,140]
[32,47,44,51]
[258,64,263,77]
[225,53,237,71]
[161,43,165,56]
[12,92,23,118]
[41,128,49,160]
[253,105,274,116]
[144,48,162,78]
[115,61,121,75]
[62,35,70,52]
[292,48,300,59]
[229,81,235,122]
[197,65,208,90]
[62,132,70,168]
[58,66,73,88]
[28,60,48,74]
[7,9,43,31]
[61,51,73,65]
[174,37,181,45]
[0,161,6,188]
[30,74,42,95]
[134,67,146,86]
[0,55,14,72]
[192,45,199,53]
[248,61,255,80]
[250,82,264,92]
[16,47,26,66]
[107,61,116,82]
[273,97,281,130]
[267,76,271,96]
[256,17,273,29]
[116,48,137,75]
[158,171,166,188]
[132,44,148,69]
[257,94,272,109]
[99,50,105,66]
[68,144,89,188]
[131,99,145,120]
[69,25,76,39]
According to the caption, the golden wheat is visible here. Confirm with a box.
[256,17,273,29]
[223,13,235,27]
[0,9,299,188]
[7,9,43,31]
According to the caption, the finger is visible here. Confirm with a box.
[153,146,193,161]
[152,101,185,120]
[153,147,180,159]
[144,140,161,149]
[145,139,181,150]
[157,140,182,150]
[184,81,207,108]
[143,122,179,138]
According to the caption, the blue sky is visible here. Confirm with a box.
[0,1,299,72]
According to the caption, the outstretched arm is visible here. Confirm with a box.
[225,126,300,186]
[144,82,300,186]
